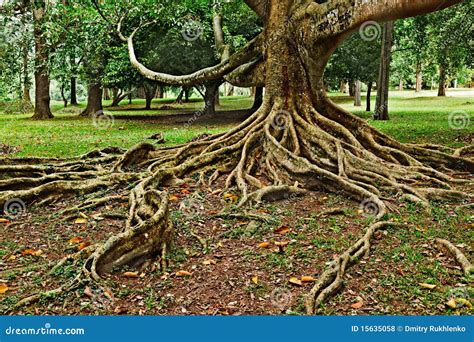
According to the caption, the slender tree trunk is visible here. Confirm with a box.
[374,21,394,121]
[415,62,422,92]
[31,1,53,120]
[80,83,103,117]
[175,88,185,103]
[184,88,190,102]
[144,83,158,110]
[354,80,361,106]
[103,88,111,101]
[204,82,220,115]
[366,81,373,112]
[252,86,264,110]
[61,84,68,108]
[156,86,164,99]
[398,79,403,91]
[70,77,78,105]
[22,45,31,104]
[349,79,355,97]
[340,80,348,93]
[438,65,447,96]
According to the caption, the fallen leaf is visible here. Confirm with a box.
[68,236,83,244]
[251,276,258,285]
[8,255,16,261]
[180,189,191,195]
[301,276,316,283]
[289,277,303,286]
[74,217,88,224]
[21,249,43,256]
[123,272,139,278]
[0,284,9,294]
[223,193,238,202]
[176,270,192,277]
[351,300,364,309]
[84,286,94,298]
[203,259,217,265]
[419,283,437,290]
[258,242,271,248]
[446,298,457,309]
[78,242,91,251]
[0,218,11,224]
[169,195,179,202]
[274,225,291,235]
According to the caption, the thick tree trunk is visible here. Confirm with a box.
[81,84,103,117]
[354,80,361,106]
[70,77,78,105]
[31,1,53,120]
[438,65,447,97]
[415,62,422,92]
[366,82,373,112]
[374,21,394,121]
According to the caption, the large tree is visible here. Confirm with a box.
[2,0,471,314]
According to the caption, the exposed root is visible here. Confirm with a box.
[305,221,402,314]
[434,238,473,276]
[2,97,472,311]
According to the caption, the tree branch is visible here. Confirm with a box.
[244,0,269,19]
[118,18,263,87]
[306,0,462,39]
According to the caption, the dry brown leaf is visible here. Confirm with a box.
[68,236,83,244]
[176,270,192,277]
[21,249,43,256]
[0,284,9,294]
[258,242,271,248]
[419,283,437,290]
[77,242,91,251]
[301,276,316,283]
[180,189,191,195]
[289,277,303,286]
[202,259,217,265]
[274,225,291,235]
[123,272,139,278]
[84,286,94,298]
[351,300,364,309]
[169,195,179,202]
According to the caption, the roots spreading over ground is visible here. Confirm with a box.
[1,98,472,313]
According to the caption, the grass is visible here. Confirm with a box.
[0,89,472,158]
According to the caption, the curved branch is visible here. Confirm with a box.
[225,58,266,87]
[118,18,263,87]
[306,0,462,39]
[244,0,269,19]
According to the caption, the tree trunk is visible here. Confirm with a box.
[204,82,220,115]
[31,1,53,120]
[22,45,32,104]
[415,62,422,92]
[81,83,103,117]
[226,84,235,96]
[398,79,403,91]
[438,65,447,97]
[61,84,68,108]
[156,86,164,99]
[340,80,348,94]
[70,77,78,105]
[103,88,111,101]
[374,21,394,121]
[348,79,355,97]
[354,80,361,106]
[184,88,190,102]
[252,86,264,110]
[366,82,373,112]
[144,83,158,110]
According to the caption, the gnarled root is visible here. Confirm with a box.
[305,221,402,314]
[435,238,473,276]
[2,97,472,310]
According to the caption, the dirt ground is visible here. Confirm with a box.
[0,173,472,316]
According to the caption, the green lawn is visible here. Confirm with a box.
[0,90,472,158]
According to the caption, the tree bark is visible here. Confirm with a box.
[354,80,361,106]
[22,45,31,104]
[398,79,403,91]
[366,81,373,112]
[415,62,422,92]
[340,80,348,94]
[203,82,221,115]
[31,0,53,120]
[438,65,447,97]
[81,83,103,117]
[374,21,394,121]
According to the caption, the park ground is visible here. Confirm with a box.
[0,90,473,315]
